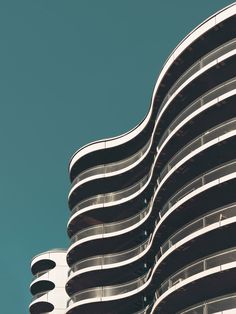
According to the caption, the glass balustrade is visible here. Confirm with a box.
[71,203,151,244]
[68,237,150,277]
[157,247,236,297]
[161,202,236,255]
[71,172,149,215]
[70,200,236,282]
[179,293,236,314]
[70,116,236,247]
[158,39,236,117]
[160,159,236,217]
[71,113,236,222]
[68,133,236,283]
[67,204,236,308]
[70,39,236,194]
[158,76,236,149]
[68,246,236,308]
[68,272,149,306]
[70,76,236,220]
[71,139,151,188]
[159,117,236,182]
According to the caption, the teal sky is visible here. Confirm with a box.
[0,1,234,313]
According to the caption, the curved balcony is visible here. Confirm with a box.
[179,293,236,314]
[68,198,236,289]
[66,6,236,314]
[31,259,56,280]
[160,202,236,255]
[67,214,236,312]
[70,172,149,216]
[69,74,236,211]
[67,271,150,310]
[69,74,236,216]
[152,247,236,313]
[68,114,236,241]
[158,117,236,183]
[156,38,236,122]
[69,5,236,178]
[68,237,150,278]
[70,202,151,245]
[69,39,236,192]
[157,76,236,151]
[68,201,236,294]
[67,236,236,313]
[71,138,151,188]
[30,279,55,296]
[30,298,54,314]
[160,159,236,219]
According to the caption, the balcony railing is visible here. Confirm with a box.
[68,236,150,277]
[157,247,236,298]
[70,77,236,219]
[70,117,236,241]
[161,202,236,255]
[179,293,236,314]
[71,171,149,216]
[71,50,236,200]
[69,160,236,278]
[68,245,236,309]
[160,159,236,218]
[69,117,236,248]
[71,139,151,188]
[157,38,236,118]
[158,76,236,149]
[67,271,149,307]
[71,202,151,244]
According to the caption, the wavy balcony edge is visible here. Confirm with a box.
[68,3,236,175]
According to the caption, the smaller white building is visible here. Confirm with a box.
[29,249,68,314]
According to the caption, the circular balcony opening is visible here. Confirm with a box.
[30,280,55,295]
[30,301,54,314]
[31,259,56,276]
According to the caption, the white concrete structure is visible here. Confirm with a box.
[29,250,68,314]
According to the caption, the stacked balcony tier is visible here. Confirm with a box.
[29,250,68,314]
[66,4,236,314]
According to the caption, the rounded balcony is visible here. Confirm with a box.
[69,5,236,183]
[29,249,68,314]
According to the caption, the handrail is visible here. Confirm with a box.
[68,271,149,307]
[71,138,151,188]
[69,39,236,191]
[69,117,236,245]
[70,33,236,174]
[161,202,236,255]
[68,236,150,277]
[157,246,236,298]
[160,159,236,217]
[67,245,236,308]
[68,160,236,278]
[158,38,236,116]
[70,76,236,217]
[179,293,236,314]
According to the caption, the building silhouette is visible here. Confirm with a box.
[30,3,236,314]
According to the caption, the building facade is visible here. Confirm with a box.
[30,3,236,314]
[29,250,68,314]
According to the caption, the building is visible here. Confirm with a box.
[30,3,236,314]
[29,250,68,314]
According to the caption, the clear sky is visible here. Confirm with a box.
[0,0,234,313]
